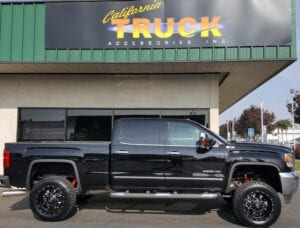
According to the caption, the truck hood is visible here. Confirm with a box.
[231,142,292,155]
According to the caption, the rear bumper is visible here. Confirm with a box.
[279,172,298,203]
[0,176,11,188]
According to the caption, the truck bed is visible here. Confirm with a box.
[5,142,111,192]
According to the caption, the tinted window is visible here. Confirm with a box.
[19,109,65,141]
[118,120,160,145]
[66,109,112,141]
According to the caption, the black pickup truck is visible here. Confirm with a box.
[0,118,298,227]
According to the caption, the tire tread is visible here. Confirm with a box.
[233,181,281,227]
[29,176,77,221]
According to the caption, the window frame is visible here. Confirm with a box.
[163,120,223,147]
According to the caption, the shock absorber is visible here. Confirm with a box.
[71,179,77,187]
[243,174,249,182]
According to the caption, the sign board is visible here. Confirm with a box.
[248,128,255,138]
[45,0,292,49]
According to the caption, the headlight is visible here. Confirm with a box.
[284,153,294,168]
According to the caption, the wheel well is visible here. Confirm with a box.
[29,162,76,189]
[229,165,282,193]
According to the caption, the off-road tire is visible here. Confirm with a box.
[233,181,281,227]
[29,176,77,221]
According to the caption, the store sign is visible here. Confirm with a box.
[45,0,291,49]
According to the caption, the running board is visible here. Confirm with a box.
[110,192,219,199]
[2,190,27,197]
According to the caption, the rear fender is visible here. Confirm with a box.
[26,159,82,193]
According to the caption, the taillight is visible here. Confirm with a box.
[3,149,11,169]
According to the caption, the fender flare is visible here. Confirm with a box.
[26,159,82,192]
[224,162,281,193]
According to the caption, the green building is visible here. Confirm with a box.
[0,0,296,173]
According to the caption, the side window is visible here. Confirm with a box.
[167,121,214,146]
[119,120,160,145]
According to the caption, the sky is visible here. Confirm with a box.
[220,1,300,125]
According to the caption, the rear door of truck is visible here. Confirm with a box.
[110,119,165,190]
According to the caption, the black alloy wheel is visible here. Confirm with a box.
[29,176,77,221]
[233,181,281,227]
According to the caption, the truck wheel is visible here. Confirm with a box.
[233,181,281,227]
[29,176,77,221]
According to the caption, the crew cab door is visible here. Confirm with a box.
[163,120,226,191]
[111,119,165,189]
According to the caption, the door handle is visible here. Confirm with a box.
[114,150,129,154]
[166,151,181,155]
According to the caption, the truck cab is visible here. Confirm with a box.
[111,118,227,191]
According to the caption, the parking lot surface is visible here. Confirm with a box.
[0,188,299,228]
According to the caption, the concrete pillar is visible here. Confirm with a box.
[209,108,220,134]
[0,109,18,174]
[208,75,220,134]
[0,76,18,174]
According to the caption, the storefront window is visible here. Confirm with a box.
[19,109,65,141]
[18,108,208,142]
[66,109,112,141]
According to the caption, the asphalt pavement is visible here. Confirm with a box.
[0,181,299,228]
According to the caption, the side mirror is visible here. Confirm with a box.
[198,138,216,149]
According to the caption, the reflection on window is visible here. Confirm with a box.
[19,109,65,141]
[67,109,112,141]
[18,108,209,142]
[167,122,202,146]
[119,120,160,145]
[67,116,111,141]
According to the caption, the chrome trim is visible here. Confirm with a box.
[120,141,209,148]
[114,150,129,154]
[110,192,219,199]
[113,176,223,181]
[87,171,109,174]
[85,190,107,195]
[166,151,181,155]
[279,172,298,203]
[2,191,27,197]
[120,142,165,147]
[166,177,223,181]
[114,176,164,180]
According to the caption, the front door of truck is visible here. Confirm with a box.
[163,120,226,191]
[111,119,165,189]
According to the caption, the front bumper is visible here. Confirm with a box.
[0,176,11,188]
[279,172,299,203]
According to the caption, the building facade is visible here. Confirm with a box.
[0,0,297,174]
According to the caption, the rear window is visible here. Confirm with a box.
[118,120,161,145]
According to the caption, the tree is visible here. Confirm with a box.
[219,123,227,139]
[235,105,276,140]
[287,91,300,124]
[219,121,233,139]
[275,119,292,143]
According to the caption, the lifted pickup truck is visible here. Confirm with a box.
[0,118,298,227]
